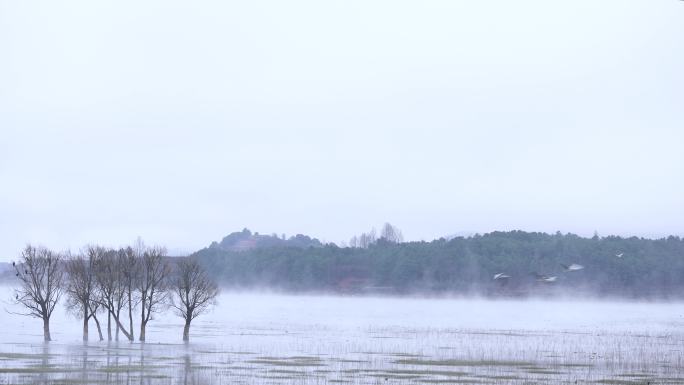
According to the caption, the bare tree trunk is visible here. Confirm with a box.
[83,312,89,342]
[109,313,133,341]
[115,309,120,341]
[107,311,112,341]
[43,317,51,342]
[182,319,191,342]
[139,302,146,342]
[92,313,104,341]
[128,291,135,341]
[139,321,146,342]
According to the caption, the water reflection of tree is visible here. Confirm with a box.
[38,342,216,385]
[184,352,192,385]
[40,342,50,384]
[181,345,212,385]
[80,342,89,384]
[139,345,146,385]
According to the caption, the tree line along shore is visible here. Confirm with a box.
[195,227,684,298]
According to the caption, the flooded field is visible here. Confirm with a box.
[1,292,683,385]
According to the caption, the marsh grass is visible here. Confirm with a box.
[380,369,470,376]
[393,359,535,367]
[97,364,169,373]
[0,367,78,374]
[245,359,327,367]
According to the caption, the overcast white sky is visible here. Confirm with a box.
[1,0,683,260]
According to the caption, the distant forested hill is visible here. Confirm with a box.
[194,230,684,298]
[207,228,322,252]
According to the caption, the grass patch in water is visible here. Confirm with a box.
[369,374,423,380]
[143,374,172,379]
[97,364,168,373]
[0,367,77,374]
[0,352,55,360]
[341,369,366,374]
[257,356,322,361]
[394,359,534,367]
[246,359,326,367]
[256,375,301,380]
[382,369,469,377]
[268,369,306,375]
[527,369,564,374]
[559,363,593,367]
[477,375,521,380]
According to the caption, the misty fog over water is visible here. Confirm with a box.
[6,291,684,340]
[1,290,683,384]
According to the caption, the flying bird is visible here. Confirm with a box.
[493,273,511,280]
[561,263,584,272]
[532,272,557,283]
[615,253,623,258]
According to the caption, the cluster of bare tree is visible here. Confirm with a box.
[11,240,219,343]
[348,223,403,248]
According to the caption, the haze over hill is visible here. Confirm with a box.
[3,226,681,299]
[193,228,684,299]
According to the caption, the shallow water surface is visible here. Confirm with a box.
[1,292,683,384]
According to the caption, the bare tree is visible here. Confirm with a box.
[358,228,377,248]
[64,247,104,341]
[380,222,404,244]
[359,233,368,248]
[138,245,170,342]
[118,245,140,341]
[108,249,130,342]
[12,245,64,342]
[93,247,133,341]
[170,259,219,342]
